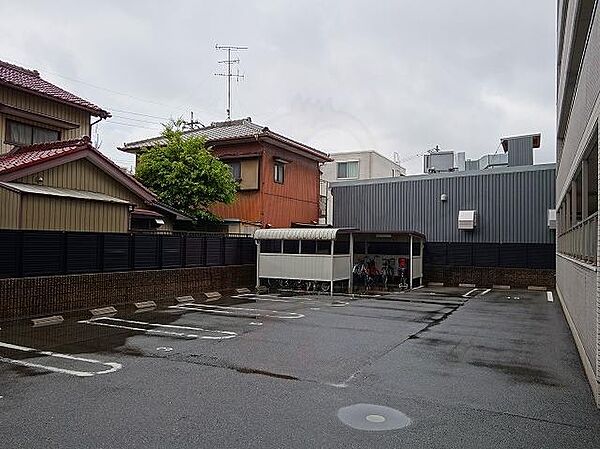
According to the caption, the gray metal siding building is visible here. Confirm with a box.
[332,163,556,244]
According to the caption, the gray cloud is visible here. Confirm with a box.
[0,0,555,174]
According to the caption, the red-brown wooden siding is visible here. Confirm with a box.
[209,141,321,227]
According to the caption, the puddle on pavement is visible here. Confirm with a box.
[337,403,411,431]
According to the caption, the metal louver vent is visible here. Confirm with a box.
[458,210,477,230]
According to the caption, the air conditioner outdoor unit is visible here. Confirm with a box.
[458,210,477,230]
[548,209,556,229]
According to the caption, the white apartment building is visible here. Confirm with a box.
[320,150,406,224]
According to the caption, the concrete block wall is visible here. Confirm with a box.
[0,264,255,322]
[424,265,555,288]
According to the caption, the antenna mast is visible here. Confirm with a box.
[215,44,248,120]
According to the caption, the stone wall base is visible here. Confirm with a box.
[424,265,555,288]
[0,264,255,322]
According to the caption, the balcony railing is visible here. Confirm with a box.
[557,211,598,265]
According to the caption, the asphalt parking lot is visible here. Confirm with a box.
[0,286,599,448]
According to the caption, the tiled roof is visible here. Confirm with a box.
[122,118,266,150]
[121,118,331,162]
[0,136,155,200]
[0,60,110,118]
[0,137,90,174]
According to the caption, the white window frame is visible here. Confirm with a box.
[274,161,285,184]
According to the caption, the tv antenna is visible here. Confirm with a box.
[215,44,248,120]
[184,111,204,131]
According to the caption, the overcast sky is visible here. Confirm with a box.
[1,0,556,174]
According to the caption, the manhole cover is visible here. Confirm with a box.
[337,403,411,431]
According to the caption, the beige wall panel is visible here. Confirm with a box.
[0,86,92,154]
[0,187,20,229]
[17,159,146,207]
[20,195,128,232]
[240,158,259,190]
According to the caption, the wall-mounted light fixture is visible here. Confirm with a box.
[440,193,447,202]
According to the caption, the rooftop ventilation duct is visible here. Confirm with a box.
[500,133,541,167]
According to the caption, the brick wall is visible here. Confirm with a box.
[425,265,555,288]
[0,264,255,321]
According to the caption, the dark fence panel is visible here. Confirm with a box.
[0,231,20,278]
[186,237,206,266]
[134,235,160,270]
[206,236,224,266]
[224,238,240,265]
[104,234,130,272]
[446,243,473,266]
[22,231,63,277]
[0,230,255,279]
[66,233,99,273]
[425,242,555,270]
[162,236,182,268]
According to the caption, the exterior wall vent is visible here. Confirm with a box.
[458,210,477,230]
[547,209,556,229]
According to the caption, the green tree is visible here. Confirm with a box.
[135,121,238,222]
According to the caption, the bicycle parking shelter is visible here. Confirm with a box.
[254,228,426,294]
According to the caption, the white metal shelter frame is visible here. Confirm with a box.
[254,228,355,295]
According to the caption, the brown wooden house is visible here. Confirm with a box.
[120,118,332,229]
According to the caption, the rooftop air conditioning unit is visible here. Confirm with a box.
[548,209,556,229]
[458,210,477,230]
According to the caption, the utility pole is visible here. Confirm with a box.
[214,44,247,120]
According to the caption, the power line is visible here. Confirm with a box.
[108,108,172,120]
[111,114,164,125]
[104,121,162,130]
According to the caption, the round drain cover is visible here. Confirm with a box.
[337,403,411,431]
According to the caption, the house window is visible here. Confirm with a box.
[227,161,242,181]
[274,161,285,184]
[6,119,60,146]
[337,161,359,179]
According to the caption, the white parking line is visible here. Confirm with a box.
[462,288,479,298]
[412,285,424,290]
[236,294,349,307]
[0,341,121,377]
[78,317,237,340]
[547,291,554,302]
[479,289,491,296]
[170,303,304,319]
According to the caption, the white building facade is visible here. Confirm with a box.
[556,0,600,407]
[320,150,405,224]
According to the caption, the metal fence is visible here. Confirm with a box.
[424,242,556,269]
[557,212,598,264]
[0,230,256,279]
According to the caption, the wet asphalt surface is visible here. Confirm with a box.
[0,287,599,448]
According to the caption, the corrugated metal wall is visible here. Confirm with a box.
[18,159,146,206]
[332,165,556,244]
[0,187,20,228]
[507,136,534,166]
[20,195,129,232]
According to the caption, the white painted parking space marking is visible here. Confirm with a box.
[547,291,554,302]
[236,294,349,308]
[156,347,173,352]
[412,285,424,290]
[462,288,479,298]
[249,322,263,326]
[170,303,304,319]
[479,289,491,296]
[78,317,237,340]
[0,341,121,377]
